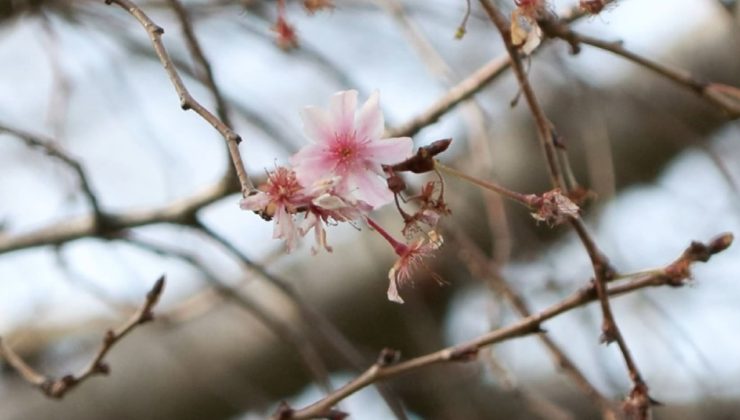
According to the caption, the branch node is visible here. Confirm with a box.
[622,382,652,419]
[95,361,111,375]
[376,347,401,367]
[449,343,479,362]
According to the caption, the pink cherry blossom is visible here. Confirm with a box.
[241,169,372,253]
[291,90,413,209]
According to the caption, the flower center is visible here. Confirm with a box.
[331,132,360,168]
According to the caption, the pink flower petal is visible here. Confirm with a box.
[291,143,336,185]
[301,106,333,144]
[387,269,404,304]
[348,171,394,208]
[355,90,383,142]
[364,137,413,165]
[274,206,298,252]
[329,90,358,138]
[239,192,270,211]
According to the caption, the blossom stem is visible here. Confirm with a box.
[611,267,665,281]
[366,217,407,256]
[435,161,536,207]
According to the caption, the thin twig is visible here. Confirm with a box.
[453,231,619,419]
[165,0,232,126]
[281,233,732,419]
[436,160,537,205]
[0,275,166,399]
[103,0,255,194]
[120,235,337,396]
[0,176,235,254]
[538,19,740,119]
[569,218,649,417]
[476,1,654,416]
[477,0,565,189]
[387,0,610,138]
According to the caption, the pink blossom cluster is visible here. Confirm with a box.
[240,90,413,254]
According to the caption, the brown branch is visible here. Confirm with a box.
[476,0,653,416]
[453,231,619,419]
[0,275,166,399]
[102,0,255,194]
[0,176,235,254]
[387,53,511,138]
[165,0,233,127]
[477,0,565,189]
[281,233,732,419]
[387,0,611,138]
[538,19,740,119]
[569,218,651,418]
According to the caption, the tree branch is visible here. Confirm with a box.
[0,275,166,399]
[280,233,732,419]
[538,18,740,119]
[102,0,255,194]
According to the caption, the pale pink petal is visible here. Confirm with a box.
[355,90,383,142]
[291,144,336,185]
[301,106,333,144]
[298,212,318,236]
[239,193,270,211]
[348,171,393,208]
[274,207,298,252]
[364,137,413,165]
[329,90,358,137]
[387,268,404,304]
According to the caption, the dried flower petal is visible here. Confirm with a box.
[241,167,307,251]
[387,231,443,303]
[304,0,334,14]
[531,189,580,226]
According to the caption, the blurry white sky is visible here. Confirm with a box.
[1,0,738,412]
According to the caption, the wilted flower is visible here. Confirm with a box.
[511,9,543,55]
[387,231,443,304]
[300,177,373,254]
[531,189,580,226]
[241,167,307,252]
[367,217,443,304]
[291,90,413,209]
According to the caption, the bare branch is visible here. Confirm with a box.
[280,233,732,419]
[538,18,740,119]
[0,275,166,399]
[453,231,619,419]
[387,0,614,138]
[102,0,255,194]
[0,176,235,254]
